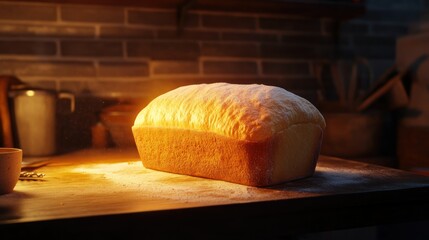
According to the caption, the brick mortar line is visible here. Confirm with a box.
[150,60,201,64]
[308,61,316,76]
[55,39,61,57]
[255,15,261,30]
[201,72,268,77]
[0,19,101,28]
[0,55,126,62]
[59,38,123,42]
[366,22,411,27]
[0,19,326,35]
[124,7,178,13]
[56,2,127,11]
[54,79,61,92]
[150,73,204,78]
[275,34,282,42]
[0,1,56,7]
[202,27,322,34]
[0,54,329,63]
[57,36,121,43]
[148,59,155,76]
[197,41,203,76]
[263,29,325,34]
[123,23,325,34]
[0,37,127,42]
[9,73,315,80]
[126,39,266,44]
[12,77,96,81]
[123,7,261,18]
[199,57,261,62]
[200,40,261,45]
[153,27,159,38]
[57,4,65,23]
[0,57,149,63]
[256,59,263,76]
[121,7,127,24]
[98,75,153,83]
[365,6,426,11]
[125,23,194,30]
[95,25,101,38]
[196,12,202,28]
[280,32,334,37]
[30,75,288,82]
[258,73,314,78]
[0,55,62,61]
[0,19,60,25]
[259,59,313,63]
[145,75,292,80]
[124,7,130,26]
[192,9,312,20]
[122,55,150,61]
[199,57,324,62]
[56,3,61,23]
[121,40,126,58]
[93,60,100,78]
[349,19,416,25]
[0,36,57,41]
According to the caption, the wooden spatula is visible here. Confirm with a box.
[0,77,14,147]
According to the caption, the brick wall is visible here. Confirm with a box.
[0,1,331,102]
[339,0,427,81]
[0,1,426,101]
[0,1,427,150]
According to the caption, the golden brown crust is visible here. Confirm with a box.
[132,123,323,186]
[132,83,326,186]
[133,126,274,186]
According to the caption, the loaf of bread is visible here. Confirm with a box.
[132,83,326,186]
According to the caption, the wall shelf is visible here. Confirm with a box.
[10,0,366,20]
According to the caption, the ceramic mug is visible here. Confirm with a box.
[0,148,22,194]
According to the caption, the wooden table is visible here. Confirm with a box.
[0,149,428,239]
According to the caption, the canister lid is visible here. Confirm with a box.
[8,88,57,97]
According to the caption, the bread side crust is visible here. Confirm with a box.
[271,123,323,184]
[132,123,322,187]
[132,126,273,186]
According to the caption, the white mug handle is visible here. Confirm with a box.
[58,92,75,113]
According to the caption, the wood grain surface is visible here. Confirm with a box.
[0,148,428,238]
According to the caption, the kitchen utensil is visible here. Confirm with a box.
[315,58,373,109]
[0,148,22,194]
[0,76,23,147]
[321,111,385,158]
[314,62,327,101]
[0,80,12,147]
[314,62,339,102]
[330,61,347,105]
[9,88,75,156]
[100,103,140,148]
[19,171,45,180]
[357,54,427,112]
[347,57,373,108]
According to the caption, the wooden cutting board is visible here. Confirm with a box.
[0,148,428,240]
[1,148,428,226]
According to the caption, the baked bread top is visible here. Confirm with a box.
[134,83,326,142]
